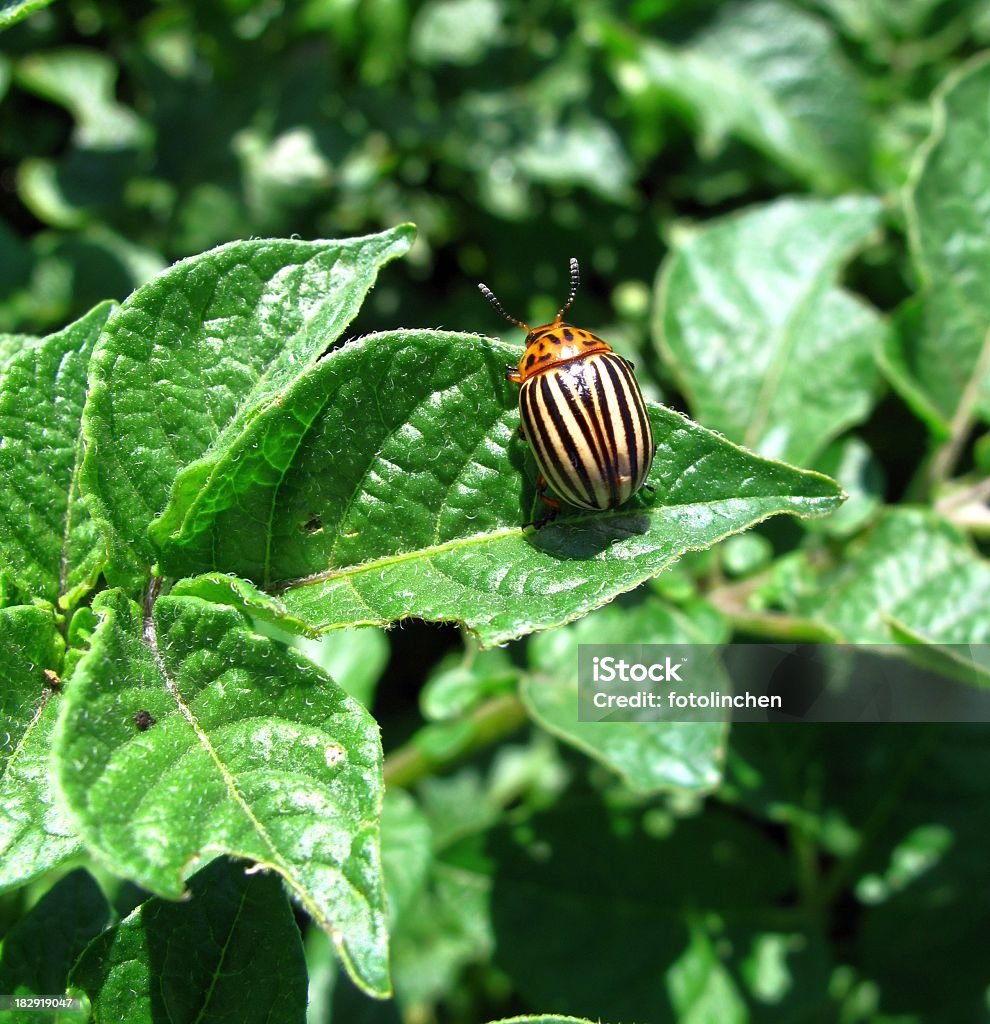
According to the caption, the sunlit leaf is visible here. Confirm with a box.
[888,55,990,434]
[0,301,114,607]
[150,330,842,646]
[656,196,885,465]
[81,226,414,587]
[609,1,870,190]
[524,593,727,793]
[52,589,390,996]
[0,605,76,892]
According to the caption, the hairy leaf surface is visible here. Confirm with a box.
[0,605,77,892]
[151,330,842,646]
[52,589,390,995]
[81,227,413,587]
[0,301,114,607]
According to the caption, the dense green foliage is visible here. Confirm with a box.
[1,1,989,1022]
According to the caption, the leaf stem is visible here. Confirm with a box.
[383,693,528,789]
[789,820,822,916]
[934,475,990,534]
[707,572,839,642]
[925,325,990,493]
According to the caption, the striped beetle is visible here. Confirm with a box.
[479,258,655,524]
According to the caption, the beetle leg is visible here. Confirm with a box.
[622,357,635,370]
[526,507,560,530]
[536,476,562,516]
[517,423,526,439]
[505,363,522,384]
[523,475,562,529]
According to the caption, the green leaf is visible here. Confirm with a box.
[291,627,390,709]
[305,927,402,1024]
[21,228,165,331]
[390,851,493,1008]
[0,605,78,893]
[667,921,748,1024]
[18,151,145,231]
[411,0,502,66]
[609,0,870,190]
[800,508,990,645]
[524,593,727,794]
[420,648,517,721]
[0,301,115,608]
[14,49,147,149]
[656,196,885,466]
[511,117,634,204]
[0,869,109,1000]
[0,0,56,31]
[803,436,884,539]
[885,618,990,689]
[150,330,843,646]
[0,332,40,373]
[70,858,307,1024]
[81,226,414,588]
[485,1019,609,1024]
[168,572,318,636]
[52,589,390,996]
[380,790,432,927]
[890,54,990,434]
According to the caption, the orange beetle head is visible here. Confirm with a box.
[478,257,612,382]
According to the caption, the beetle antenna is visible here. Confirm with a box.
[478,282,530,332]
[556,257,580,322]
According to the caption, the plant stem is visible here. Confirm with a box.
[707,572,839,642]
[383,693,528,789]
[935,475,990,533]
[717,607,840,642]
[926,325,990,493]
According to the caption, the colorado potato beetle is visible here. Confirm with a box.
[479,258,655,522]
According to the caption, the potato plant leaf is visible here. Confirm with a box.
[81,226,414,588]
[149,330,842,646]
[799,508,990,646]
[0,0,56,31]
[0,301,114,608]
[168,571,318,636]
[70,858,307,1024]
[890,55,990,434]
[656,196,885,466]
[486,1019,608,1024]
[0,869,108,1000]
[15,48,148,150]
[0,332,40,372]
[609,1,869,191]
[51,589,390,996]
[0,605,78,892]
[524,594,728,793]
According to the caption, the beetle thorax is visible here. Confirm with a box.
[516,321,613,382]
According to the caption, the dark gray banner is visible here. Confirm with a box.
[577,644,990,723]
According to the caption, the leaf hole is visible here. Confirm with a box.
[300,513,323,536]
